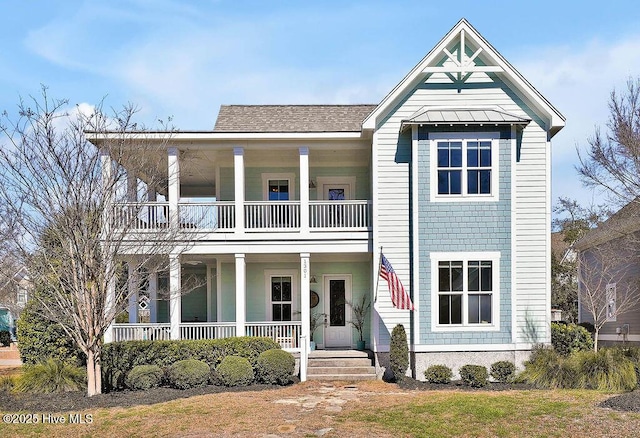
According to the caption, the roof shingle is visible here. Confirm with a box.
[213,105,377,133]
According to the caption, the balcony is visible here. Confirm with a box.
[113,200,372,234]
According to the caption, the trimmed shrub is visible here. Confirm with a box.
[490,361,516,383]
[15,359,86,393]
[551,322,593,356]
[166,359,210,390]
[0,330,11,347]
[216,355,254,387]
[125,365,164,390]
[424,365,452,384]
[575,349,637,391]
[16,290,84,366]
[255,349,295,385]
[459,365,488,387]
[389,324,409,382]
[577,321,595,334]
[102,336,280,390]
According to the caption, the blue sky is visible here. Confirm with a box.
[2,0,640,209]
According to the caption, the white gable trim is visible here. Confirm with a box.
[362,19,565,136]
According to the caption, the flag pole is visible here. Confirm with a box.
[374,246,383,303]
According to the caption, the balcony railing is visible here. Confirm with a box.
[114,200,371,232]
[113,202,169,230]
[244,201,300,230]
[179,202,235,230]
[309,200,372,229]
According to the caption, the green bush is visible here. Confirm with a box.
[551,322,593,356]
[575,349,637,391]
[16,290,84,366]
[125,365,164,390]
[389,324,409,382]
[621,346,640,386]
[216,355,254,387]
[255,349,295,385]
[0,375,16,392]
[459,365,488,387]
[166,359,210,390]
[490,361,516,383]
[15,359,86,393]
[424,365,452,384]
[520,346,579,389]
[577,321,595,334]
[102,336,280,390]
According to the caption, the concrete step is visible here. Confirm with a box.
[309,350,370,359]
[308,358,372,367]
[307,366,376,375]
[307,373,377,381]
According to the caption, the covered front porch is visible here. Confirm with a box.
[108,253,373,354]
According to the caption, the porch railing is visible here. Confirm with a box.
[113,202,169,230]
[112,323,171,341]
[180,322,236,340]
[309,200,372,229]
[178,202,235,230]
[245,322,302,349]
[244,201,300,230]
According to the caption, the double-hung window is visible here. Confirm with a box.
[431,252,500,331]
[430,133,499,202]
[271,276,292,321]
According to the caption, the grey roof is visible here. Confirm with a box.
[401,107,531,128]
[574,200,640,250]
[213,105,377,133]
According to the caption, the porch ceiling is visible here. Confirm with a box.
[191,253,371,264]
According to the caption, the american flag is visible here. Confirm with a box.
[380,254,414,311]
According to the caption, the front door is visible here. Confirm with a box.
[324,275,352,348]
[323,184,351,201]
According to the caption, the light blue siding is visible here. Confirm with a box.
[417,127,512,344]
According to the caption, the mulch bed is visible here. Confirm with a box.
[599,390,640,412]
[0,384,283,412]
[397,377,535,392]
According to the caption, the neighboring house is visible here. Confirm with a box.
[90,19,565,379]
[574,201,640,346]
[0,266,30,340]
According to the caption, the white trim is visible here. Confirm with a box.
[510,126,517,343]
[262,173,296,201]
[411,343,532,352]
[264,269,299,321]
[428,132,500,203]
[216,258,222,322]
[316,176,356,200]
[371,130,381,353]
[89,131,365,141]
[206,264,212,322]
[545,139,552,342]
[411,125,420,346]
[430,251,501,332]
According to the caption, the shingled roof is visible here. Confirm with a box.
[213,105,377,133]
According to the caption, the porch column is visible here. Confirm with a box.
[127,173,137,202]
[235,254,246,336]
[300,253,310,382]
[299,147,309,233]
[148,185,157,202]
[169,254,182,340]
[233,147,245,234]
[100,150,115,343]
[206,263,213,322]
[168,147,180,229]
[128,259,139,323]
[148,271,158,323]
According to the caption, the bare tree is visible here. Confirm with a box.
[578,241,640,351]
[0,87,196,396]
[577,77,640,206]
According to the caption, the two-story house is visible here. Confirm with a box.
[93,19,565,380]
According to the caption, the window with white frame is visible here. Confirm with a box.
[17,287,28,307]
[606,283,617,322]
[270,276,293,321]
[430,133,499,202]
[431,252,500,331]
[262,173,295,201]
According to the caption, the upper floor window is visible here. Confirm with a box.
[262,173,295,201]
[430,133,499,202]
